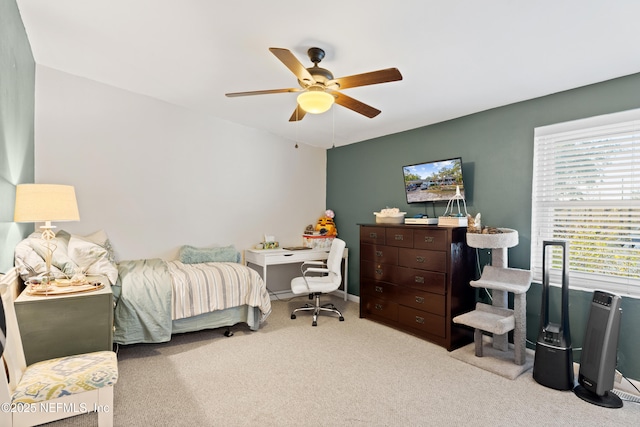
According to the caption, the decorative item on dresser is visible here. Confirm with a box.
[359,224,477,351]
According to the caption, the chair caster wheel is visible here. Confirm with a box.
[291,314,296,319]
[312,321,317,327]
[339,317,345,321]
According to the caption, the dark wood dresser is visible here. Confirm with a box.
[359,224,477,350]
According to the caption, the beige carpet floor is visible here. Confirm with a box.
[44,295,639,426]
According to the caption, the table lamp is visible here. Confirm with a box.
[13,184,80,282]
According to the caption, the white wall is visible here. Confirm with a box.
[33,66,327,263]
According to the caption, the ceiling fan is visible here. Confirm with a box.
[225,47,403,121]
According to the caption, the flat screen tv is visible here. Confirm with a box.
[402,157,464,203]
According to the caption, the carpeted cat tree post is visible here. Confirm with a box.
[453,229,533,375]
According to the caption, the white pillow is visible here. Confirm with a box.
[28,230,79,276]
[14,238,63,280]
[68,235,118,285]
[80,229,117,263]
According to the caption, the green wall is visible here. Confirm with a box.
[0,0,36,273]
[327,72,640,380]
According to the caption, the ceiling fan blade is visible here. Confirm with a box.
[225,88,302,97]
[288,105,307,122]
[330,68,402,90]
[269,47,315,84]
[333,92,381,118]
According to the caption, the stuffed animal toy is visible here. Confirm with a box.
[315,209,338,236]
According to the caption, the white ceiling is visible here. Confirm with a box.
[16,1,640,148]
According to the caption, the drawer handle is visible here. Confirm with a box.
[375,304,383,311]
[369,232,378,239]
[415,316,425,324]
[375,250,383,257]
[416,256,425,263]
[415,296,425,304]
[415,276,425,284]
[424,236,435,243]
[375,286,383,293]
[394,234,404,241]
[375,268,383,276]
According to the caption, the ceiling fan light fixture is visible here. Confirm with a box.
[297,90,334,114]
[227,47,403,121]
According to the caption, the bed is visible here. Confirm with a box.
[13,230,272,345]
[113,257,271,344]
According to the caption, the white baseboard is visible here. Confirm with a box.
[615,373,640,396]
[268,290,295,300]
[269,289,360,303]
[345,292,360,303]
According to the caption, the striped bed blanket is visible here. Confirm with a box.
[113,258,271,345]
[167,260,272,320]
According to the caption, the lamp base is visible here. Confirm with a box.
[40,222,57,285]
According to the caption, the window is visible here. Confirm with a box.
[531,109,640,298]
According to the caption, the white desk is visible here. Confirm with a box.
[245,247,349,301]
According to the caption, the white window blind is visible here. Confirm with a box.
[531,109,640,298]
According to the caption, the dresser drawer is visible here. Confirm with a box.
[397,287,446,316]
[361,279,399,300]
[395,267,446,294]
[360,243,398,265]
[398,306,445,337]
[413,229,448,251]
[385,228,413,248]
[398,248,447,272]
[360,226,386,245]
[361,260,397,283]
[362,296,398,321]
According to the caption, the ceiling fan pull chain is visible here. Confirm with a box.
[332,106,335,149]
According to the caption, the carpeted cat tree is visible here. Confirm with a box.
[452,229,534,379]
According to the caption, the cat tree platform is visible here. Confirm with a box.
[451,228,534,379]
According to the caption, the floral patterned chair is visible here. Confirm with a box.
[0,268,118,426]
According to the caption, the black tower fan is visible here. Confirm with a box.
[533,240,575,390]
[574,290,623,408]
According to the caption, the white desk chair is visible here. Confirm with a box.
[290,238,346,326]
[0,268,118,427]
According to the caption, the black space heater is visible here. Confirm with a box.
[533,240,575,390]
[573,290,623,408]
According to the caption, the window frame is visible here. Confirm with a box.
[531,108,640,299]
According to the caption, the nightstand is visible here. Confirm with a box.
[14,277,114,365]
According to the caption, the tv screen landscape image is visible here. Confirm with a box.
[402,157,464,203]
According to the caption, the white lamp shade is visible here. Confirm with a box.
[297,90,334,114]
[14,184,80,223]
